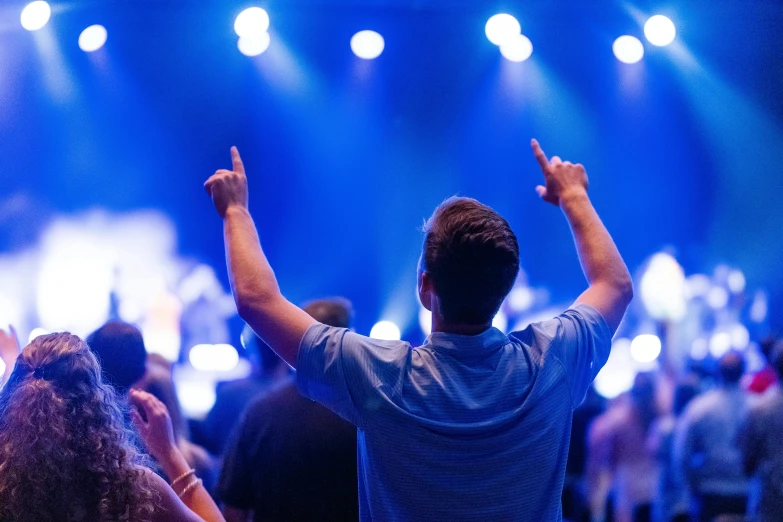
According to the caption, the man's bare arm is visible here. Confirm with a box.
[531,139,633,332]
[205,148,315,367]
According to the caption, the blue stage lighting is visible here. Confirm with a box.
[485,14,520,46]
[500,34,533,62]
[351,30,385,60]
[20,1,50,31]
[237,32,271,56]
[613,35,644,64]
[234,7,270,38]
[644,15,676,47]
[78,25,108,52]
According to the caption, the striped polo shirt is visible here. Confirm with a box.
[297,303,612,521]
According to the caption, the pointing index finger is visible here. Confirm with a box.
[231,146,245,175]
[531,139,550,173]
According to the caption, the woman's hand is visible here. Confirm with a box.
[129,389,186,476]
[0,326,21,382]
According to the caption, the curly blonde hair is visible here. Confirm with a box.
[0,332,155,522]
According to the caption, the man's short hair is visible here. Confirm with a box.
[422,197,519,325]
[717,351,745,384]
[303,298,353,329]
[86,321,147,393]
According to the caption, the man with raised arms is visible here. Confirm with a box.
[205,140,632,521]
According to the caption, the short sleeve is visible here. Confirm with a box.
[296,322,410,428]
[535,304,612,408]
[217,410,257,509]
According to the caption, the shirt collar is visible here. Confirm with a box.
[424,327,509,355]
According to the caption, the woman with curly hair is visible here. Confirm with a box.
[0,331,224,522]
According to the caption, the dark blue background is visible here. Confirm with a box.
[1,0,781,337]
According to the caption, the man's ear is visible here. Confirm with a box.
[418,271,433,312]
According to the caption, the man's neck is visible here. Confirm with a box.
[431,318,492,336]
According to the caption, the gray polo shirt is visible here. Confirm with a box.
[297,304,612,521]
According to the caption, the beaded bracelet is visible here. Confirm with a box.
[177,478,203,500]
[170,469,196,489]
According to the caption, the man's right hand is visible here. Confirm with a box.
[205,146,249,218]
[531,139,589,207]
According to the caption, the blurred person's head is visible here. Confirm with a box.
[419,197,519,329]
[303,298,354,328]
[630,372,658,433]
[770,341,783,380]
[0,333,153,522]
[760,336,778,363]
[87,321,147,394]
[718,351,745,385]
[672,376,701,416]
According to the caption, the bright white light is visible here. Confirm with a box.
[78,25,107,52]
[643,15,676,47]
[237,33,271,57]
[234,7,270,38]
[500,34,533,63]
[508,286,534,313]
[418,307,432,336]
[750,291,768,323]
[485,14,521,46]
[370,320,401,341]
[350,30,385,60]
[492,310,508,333]
[28,327,49,344]
[684,274,711,299]
[37,233,114,337]
[189,343,240,372]
[0,358,5,377]
[613,35,644,64]
[709,332,732,358]
[630,334,662,363]
[706,286,729,309]
[21,1,51,31]
[594,338,636,399]
[730,323,750,350]
[691,338,709,360]
[727,270,746,294]
[175,380,216,419]
[640,253,686,321]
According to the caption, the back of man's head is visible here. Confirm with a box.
[304,298,353,328]
[422,197,519,325]
[718,351,745,385]
[86,321,147,393]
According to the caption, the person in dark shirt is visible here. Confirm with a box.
[202,324,292,455]
[219,298,358,522]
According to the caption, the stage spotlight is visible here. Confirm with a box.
[500,34,533,62]
[709,331,731,358]
[237,32,271,56]
[189,343,240,372]
[613,35,644,64]
[727,270,746,293]
[370,320,401,341]
[639,253,686,321]
[485,13,521,46]
[20,1,51,31]
[351,30,385,60]
[630,334,662,364]
[234,7,270,38]
[644,15,676,47]
[78,25,107,52]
